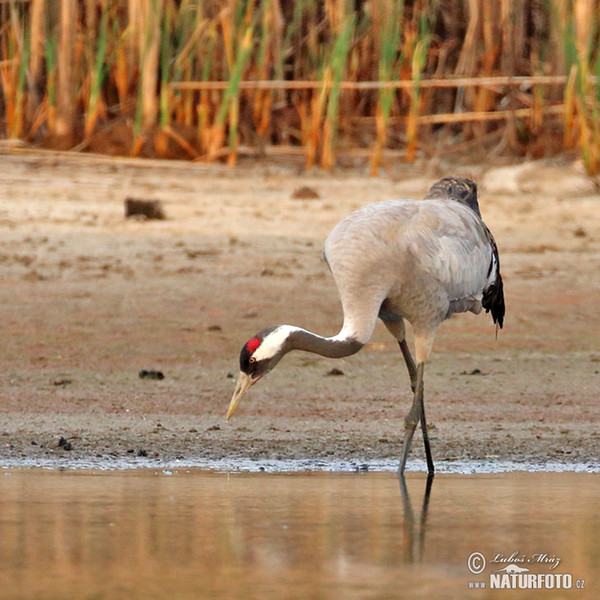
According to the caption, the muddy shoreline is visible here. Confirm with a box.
[1,151,599,471]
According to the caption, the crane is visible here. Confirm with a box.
[226,176,505,474]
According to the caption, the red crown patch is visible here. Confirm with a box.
[246,337,261,354]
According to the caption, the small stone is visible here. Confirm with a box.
[460,368,485,375]
[326,368,345,377]
[58,437,72,451]
[291,186,320,200]
[124,198,166,220]
[139,369,165,380]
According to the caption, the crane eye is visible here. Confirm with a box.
[249,357,256,364]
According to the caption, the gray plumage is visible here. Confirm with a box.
[227,176,505,475]
[324,176,504,361]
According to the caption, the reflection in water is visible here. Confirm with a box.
[398,472,434,564]
[0,470,598,599]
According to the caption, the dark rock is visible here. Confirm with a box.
[326,367,345,376]
[124,198,166,220]
[139,369,165,380]
[291,186,320,200]
[58,437,72,451]
[460,368,485,376]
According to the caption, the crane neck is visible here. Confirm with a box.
[286,327,364,359]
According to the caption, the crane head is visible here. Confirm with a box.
[226,326,291,420]
[426,176,481,217]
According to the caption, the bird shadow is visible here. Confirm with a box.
[398,472,434,563]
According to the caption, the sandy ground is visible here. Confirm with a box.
[0,149,598,470]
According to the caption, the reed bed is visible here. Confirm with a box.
[0,0,599,176]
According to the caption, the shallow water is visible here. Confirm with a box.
[3,454,599,473]
[0,470,598,600]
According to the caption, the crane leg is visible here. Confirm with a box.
[399,339,417,393]
[419,384,435,475]
[398,361,435,475]
[398,341,434,472]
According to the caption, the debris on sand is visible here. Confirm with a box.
[291,186,320,200]
[139,370,165,380]
[326,368,345,376]
[58,437,73,451]
[125,198,166,220]
[460,368,486,376]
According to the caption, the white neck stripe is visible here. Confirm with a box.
[252,325,298,361]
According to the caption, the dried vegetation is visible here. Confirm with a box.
[0,0,599,175]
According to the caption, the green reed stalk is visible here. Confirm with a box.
[13,12,30,139]
[371,1,403,174]
[172,1,200,126]
[558,6,599,176]
[321,14,355,169]
[85,2,109,137]
[217,26,254,163]
[44,29,57,118]
[575,50,599,177]
[406,14,432,162]
[217,28,254,125]
[159,6,172,129]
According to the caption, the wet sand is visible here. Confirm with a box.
[0,150,599,470]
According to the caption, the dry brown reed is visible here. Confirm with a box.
[0,0,599,175]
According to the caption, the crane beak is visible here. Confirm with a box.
[226,372,256,420]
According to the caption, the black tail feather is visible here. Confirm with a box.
[428,175,505,331]
[482,272,505,329]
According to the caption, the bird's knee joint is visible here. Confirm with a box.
[404,417,418,430]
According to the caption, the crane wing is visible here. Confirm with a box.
[324,196,504,334]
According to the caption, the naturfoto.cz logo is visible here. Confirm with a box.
[467,551,586,590]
